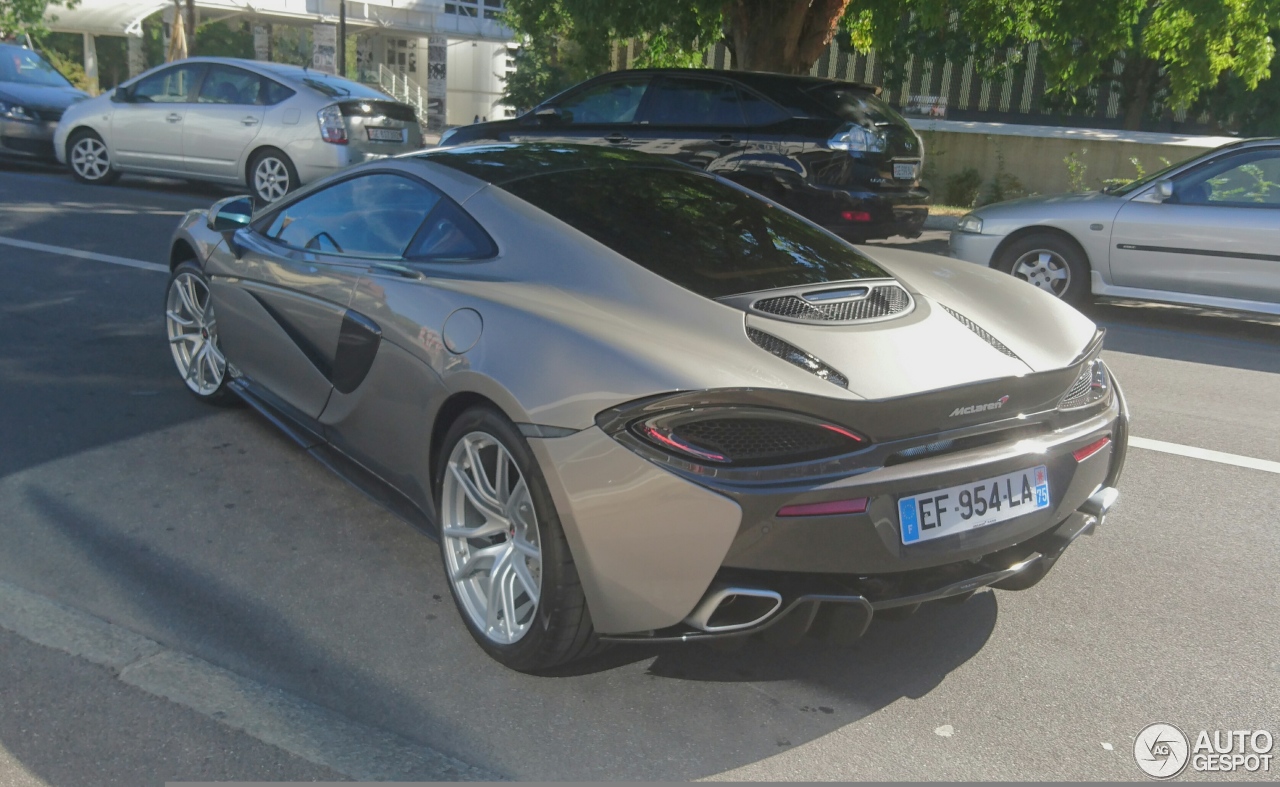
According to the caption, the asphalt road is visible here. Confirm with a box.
[1,163,1277,783]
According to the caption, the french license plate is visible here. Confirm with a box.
[367,127,404,142]
[893,162,918,180]
[899,466,1050,545]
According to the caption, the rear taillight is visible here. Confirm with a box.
[317,104,348,145]
[1072,436,1112,462]
[630,408,868,467]
[1058,358,1111,410]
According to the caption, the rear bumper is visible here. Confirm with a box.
[792,184,930,241]
[0,117,58,161]
[531,373,1127,636]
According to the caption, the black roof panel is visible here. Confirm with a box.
[414,143,690,185]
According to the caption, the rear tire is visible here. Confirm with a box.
[994,232,1090,306]
[67,129,121,185]
[435,405,602,672]
[247,148,298,204]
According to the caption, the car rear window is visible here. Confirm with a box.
[807,85,909,127]
[500,168,889,299]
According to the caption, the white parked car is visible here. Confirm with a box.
[55,57,423,203]
[949,138,1280,314]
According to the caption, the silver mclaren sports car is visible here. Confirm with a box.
[166,143,1128,672]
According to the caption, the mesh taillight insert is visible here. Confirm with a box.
[633,412,866,467]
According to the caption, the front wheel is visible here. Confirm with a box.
[165,261,234,404]
[67,130,121,185]
[994,232,1091,306]
[436,405,601,672]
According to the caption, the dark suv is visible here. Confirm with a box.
[438,68,929,240]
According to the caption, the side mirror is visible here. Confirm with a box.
[1156,179,1175,201]
[111,86,130,102]
[207,195,253,257]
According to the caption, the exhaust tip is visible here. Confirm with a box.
[684,587,783,633]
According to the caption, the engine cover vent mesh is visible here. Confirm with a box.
[746,327,848,388]
[940,305,1022,360]
[753,284,911,323]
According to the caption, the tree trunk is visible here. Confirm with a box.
[1119,53,1159,131]
[185,0,197,56]
[722,0,851,74]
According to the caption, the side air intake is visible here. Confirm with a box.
[747,327,848,388]
[940,305,1022,361]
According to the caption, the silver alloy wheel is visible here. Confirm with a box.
[253,156,290,202]
[70,136,111,181]
[441,432,543,645]
[1012,249,1071,297]
[166,272,226,396]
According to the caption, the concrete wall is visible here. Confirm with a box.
[445,39,514,126]
[910,119,1237,202]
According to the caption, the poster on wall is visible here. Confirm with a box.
[312,24,337,75]
[253,25,270,61]
[426,35,447,133]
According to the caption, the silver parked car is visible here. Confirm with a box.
[0,42,88,161]
[949,138,1280,314]
[166,144,1126,671]
[54,57,423,203]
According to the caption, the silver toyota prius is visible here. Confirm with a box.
[166,144,1127,672]
[54,57,422,204]
[949,138,1280,314]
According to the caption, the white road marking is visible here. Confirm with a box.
[0,235,167,273]
[0,578,495,782]
[1130,437,1280,475]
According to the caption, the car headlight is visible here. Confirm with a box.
[0,101,35,122]
[827,123,886,153]
[1058,358,1111,411]
[957,214,984,234]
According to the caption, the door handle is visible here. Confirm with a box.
[604,133,629,144]
[166,113,182,123]
[241,117,260,126]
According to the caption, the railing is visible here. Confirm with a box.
[374,63,429,125]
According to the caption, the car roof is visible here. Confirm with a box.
[606,67,883,97]
[414,143,692,185]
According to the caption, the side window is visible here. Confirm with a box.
[644,78,744,126]
[739,89,788,126]
[406,201,496,260]
[264,174,441,258]
[554,78,650,125]
[1175,149,1280,207]
[132,64,203,103]
[197,65,262,105]
[261,79,296,105]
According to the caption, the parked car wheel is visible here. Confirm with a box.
[995,232,1090,306]
[248,148,298,204]
[436,405,601,672]
[66,129,121,185]
[165,261,234,404]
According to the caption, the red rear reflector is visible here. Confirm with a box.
[841,210,872,222]
[819,423,864,442]
[777,497,869,518]
[1072,436,1111,462]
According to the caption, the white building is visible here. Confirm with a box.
[45,0,517,128]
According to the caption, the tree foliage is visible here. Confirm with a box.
[1,0,76,38]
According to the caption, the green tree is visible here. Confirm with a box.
[1,0,77,38]
[1034,0,1278,129]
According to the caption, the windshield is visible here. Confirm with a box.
[1103,157,1190,196]
[807,85,907,127]
[501,168,890,299]
[0,46,73,88]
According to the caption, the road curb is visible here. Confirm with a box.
[0,578,499,782]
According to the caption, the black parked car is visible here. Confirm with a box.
[438,69,929,241]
